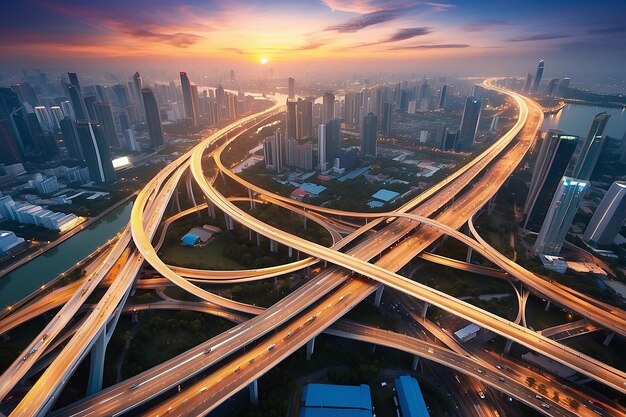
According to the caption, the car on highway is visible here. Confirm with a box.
[267,344,276,351]
[478,391,485,399]
[541,403,550,409]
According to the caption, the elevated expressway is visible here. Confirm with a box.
[54,80,625,417]
[186,84,626,394]
[4,82,625,416]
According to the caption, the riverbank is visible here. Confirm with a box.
[0,192,137,278]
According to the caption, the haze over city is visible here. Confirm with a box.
[0,1,625,417]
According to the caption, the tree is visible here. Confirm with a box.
[525,376,536,388]
[538,384,548,395]
[569,398,580,411]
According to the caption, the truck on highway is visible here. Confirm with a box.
[267,344,276,351]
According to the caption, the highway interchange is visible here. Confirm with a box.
[1,80,625,417]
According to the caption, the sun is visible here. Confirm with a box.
[260,57,269,65]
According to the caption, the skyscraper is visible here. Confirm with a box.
[532,60,544,94]
[296,98,313,139]
[93,102,120,148]
[132,72,145,121]
[68,72,81,91]
[60,117,84,161]
[558,78,571,95]
[524,130,579,231]
[454,97,482,152]
[142,87,165,148]
[318,118,341,170]
[65,83,88,120]
[75,121,116,184]
[288,77,295,100]
[547,79,560,96]
[583,181,626,246]
[360,112,378,157]
[381,102,392,136]
[286,99,297,139]
[322,92,335,123]
[0,118,22,164]
[0,87,37,155]
[263,129,284,172]
[570,112,610,180]
[523,73,533,93]
[438,85,448,109]
[180,71,198,126]
[533,177,587,255]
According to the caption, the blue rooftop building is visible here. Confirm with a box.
[181,233,200,246]
[395,375,430,417]
[300,384,373,417]
[371,189,400,203]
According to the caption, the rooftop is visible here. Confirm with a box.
[395,375,430,417]
[371,189,400,203]
[300,384,372,417]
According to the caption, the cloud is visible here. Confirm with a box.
[388,43,469,50]
[462,19,507,32]
[325,9,398,32]
[507,33,571,42]
[588,26,626,35]
[126,29,203,47]
[322,1,452,14]
[385,27,432,42]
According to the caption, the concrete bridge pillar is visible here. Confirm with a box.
[223,213,234,231]
[504,339,513,354]
[257,232,261,247]
[306,337,315,360]
[87,330,107,395]
[248,188,255,209]
[131,312,139,324]
[270,240,278,253]
[249,229,253,241]
[374,286,385,307]
[249,379,259,406]
[487,195,496,216]
[466,247,473,264]
[544,301,551,312]
[420,302,429,318]
[288,246,293,257]
[303,210,307,229]
[411,355,420,371]
[603,332,615,346]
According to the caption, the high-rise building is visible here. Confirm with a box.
[142,87,165,148]
[0,87,36,155]
[285,138,313,170]
[11,83,38,106]
[262,129,284,172]
[318,118,341,170]
[296,98,313,139]
[180,71,198,126]
[583,181,626,246]
[60,101,74,119]
[360,112,378,157]
[75,121,116,184]
[558,78,571,95]
[132,72,145,121]
[533,177,587,255]
[59,117,84,161]
[547,79,560,97]
[34,106,54,132]
[65,83,88,120]
[288,77,295,100]
[83,95,98,121]
[68,72,81,91]
[532,60,544,94]
[454,97,482,152]
[50,106,64,130]
[0,118,22,164]
[524,130,578,231]
[569,112,610,180]
[381,102,392,136]
[322,92,335,123]
[286,99,297,139]
[438,85,448,109]
[523,73,533,93]
[93,102,120,148]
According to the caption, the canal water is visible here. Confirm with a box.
[542,103,626,139]
[0,201,133,307]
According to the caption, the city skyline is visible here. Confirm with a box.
[1,1,626,84]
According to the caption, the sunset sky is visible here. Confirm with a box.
[2,0,626,78]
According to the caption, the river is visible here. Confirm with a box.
[542,103,626,139]
[0,201,133,307]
